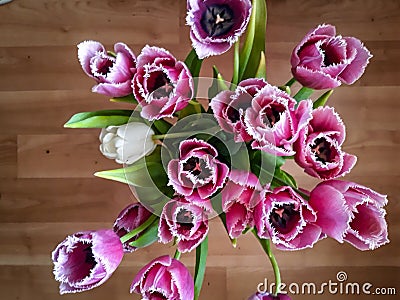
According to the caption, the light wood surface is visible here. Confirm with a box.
[0,0,399,299]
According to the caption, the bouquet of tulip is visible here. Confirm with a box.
[52,0,389,299]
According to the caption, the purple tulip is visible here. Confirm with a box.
[222,170,262,238]
[244,84,312,156]
[186,0,252,59]
[210,78,268,142]
[294,106,357,180]
[77,41,136,97]
[132,46,194,121]
[168,138,229,200]
[309,180,389,250]
[130,255,194,300]
[113,202,153,253]
[291,24,372,89]
[254,186,323,250]
[248,292,291,300]
[159,196,209,253]
[52,229,123,294]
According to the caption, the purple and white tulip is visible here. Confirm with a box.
[244,84,312,156]
[248,292,292,300]
[294,106,357,180]
[113,202,153,253]
[132,46,194,121]
[52,229,123,294]
[254,186,323,250]
[130,255,194,300]
[186,0,252,59]
[291,24,372,89]
[77,41,136,97]
[210,78,268,142]
[309,180,389,250]
[168,138,229,200]
[222,170,262,239]
[159,196,209,253]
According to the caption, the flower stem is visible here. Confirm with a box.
[152,126,221,140]
[284,77,296,87]
[232,39,240,87]
[174,249,182,260]
[252,229,281,295]
[120,214,158,244]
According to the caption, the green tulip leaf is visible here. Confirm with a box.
[129,219,159,248]
[184,48,203,79]
[109,94,138,104]
[313,90,334,108]
[293,87,314,102]
[194,236,208,300]
[64,110,138,128]
[239,0,267,81]
[255,51,267,79]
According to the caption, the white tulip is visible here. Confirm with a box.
[99,122,156,164]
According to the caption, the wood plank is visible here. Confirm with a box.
[267,0,400,42]
[17,134,120,178]
[0,178,133,222]
[0,135,17,178]
[0,90,133,134]
[0,0,180,47]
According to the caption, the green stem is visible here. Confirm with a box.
[232,39,240,87]
[174,249,182,260]
[284,77,296,87]
[152,126,221,140]
[252,229,281,295]
[120,214,158,244]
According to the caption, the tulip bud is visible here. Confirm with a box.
[99,122,156,164]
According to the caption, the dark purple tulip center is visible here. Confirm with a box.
[310,137,334,163]
[83,245,96,268]
[263,105,284,128]
[97,57,114,75]
[183,156,212,180]
[270,204,300,234]
[150,71,174,99]
[321,42,342,67]
[227,106,240,122]
[148,291,168,299]
[201,4,235,37]
[176,209,194,230]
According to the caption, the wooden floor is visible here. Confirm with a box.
[0,0,399,299]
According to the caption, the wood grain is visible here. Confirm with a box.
[0,0,399,299]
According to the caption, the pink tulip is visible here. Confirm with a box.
[77,41,136,97]
[244,83,312,156]
[294,106,357,180]
[133,45,193,120]
[254,186,323,250]
[291,24,372,89]
[210,78,268,142]
[309,180,389,250]
[222,169,262,239]
[168,138,229,200]
[113,202,153,252]
[159,196,209,253]
[186,0,252,59]
[52,229,123,294]
[130,255,194,300]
